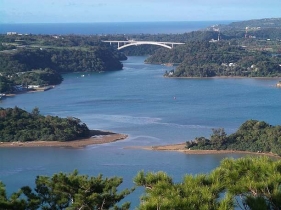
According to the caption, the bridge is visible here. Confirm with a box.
[102,40,185,50]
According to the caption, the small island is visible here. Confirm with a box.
[0,107,127,148]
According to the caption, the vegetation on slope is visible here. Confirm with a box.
[135,156,281,210]
[0,47,124,74]
[0,33,127,93]
[0,107,90,142]
[186,119,281,156]
[146,40,281,77]
[218,18,281,30]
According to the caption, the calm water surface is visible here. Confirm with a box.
[1,56,281,208]
[0,21,231,35]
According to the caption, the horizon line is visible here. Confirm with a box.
[0,20,235,24]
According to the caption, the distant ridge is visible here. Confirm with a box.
[216,17,281,30]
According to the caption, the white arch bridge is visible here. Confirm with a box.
[102,40,185,50]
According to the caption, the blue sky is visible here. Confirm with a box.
[1,0,281,23]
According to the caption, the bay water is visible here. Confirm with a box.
[0,21,232,35]
[1,56,281,208]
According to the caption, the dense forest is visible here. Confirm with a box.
[0,34,104,48]
[1,156,281,209]
[12,68,63,86]
[0,107,90,142]
[146,41,281,77]
[119,18,281,77]
[186,119,281,156]
[0,47,125,74]
[0,33,127,93]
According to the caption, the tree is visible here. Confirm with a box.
[31,107,40,117]
[0,107,91,142]
[187,119,281,155]
[210,128,227,148]
[214,156,281,210]
[134,171,231,210]
[0,181,30,210]
[1,157,281,209]
[134,157,281,210]
[20,170,133,209]
[0,76,12,93]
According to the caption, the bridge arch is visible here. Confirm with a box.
[118,42,172,50]
[102,40,185,50]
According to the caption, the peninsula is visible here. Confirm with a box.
[0,35,126,94]
[141,119,281,157]
[149,41,281,78]
[0,132,128,149]
[141,143,280,158]
[0,107,127,148]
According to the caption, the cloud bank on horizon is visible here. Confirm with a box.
[1,0,281,23]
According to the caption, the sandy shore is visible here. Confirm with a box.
[127,142,280,158]
[0,130,127,149]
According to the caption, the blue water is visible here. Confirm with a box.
[0,56,280,208]
[0,21,231,35]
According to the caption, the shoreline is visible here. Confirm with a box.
[0,130,128,149]
[127,142,280,158]
[2,86,56,100]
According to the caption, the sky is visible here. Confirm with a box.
[1,0,281,23]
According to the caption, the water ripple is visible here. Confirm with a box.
[0,166,45,177]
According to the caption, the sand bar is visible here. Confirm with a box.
[0,130,127,149]
[127,142,280,158]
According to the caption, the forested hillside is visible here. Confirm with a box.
[0,107,90,142]
[146,41,281,77]
[0,45,126,93]
[186,119,281,156]
[218,18,281,30]
[0,47,124,74]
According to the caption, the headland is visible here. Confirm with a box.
[0,130,127,149]
[129,142,280,158]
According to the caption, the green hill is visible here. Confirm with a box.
[0,107,90,142]
[186,119,281,156]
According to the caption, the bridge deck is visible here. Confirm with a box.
[103,40,185,50]
[102,40,185,44]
